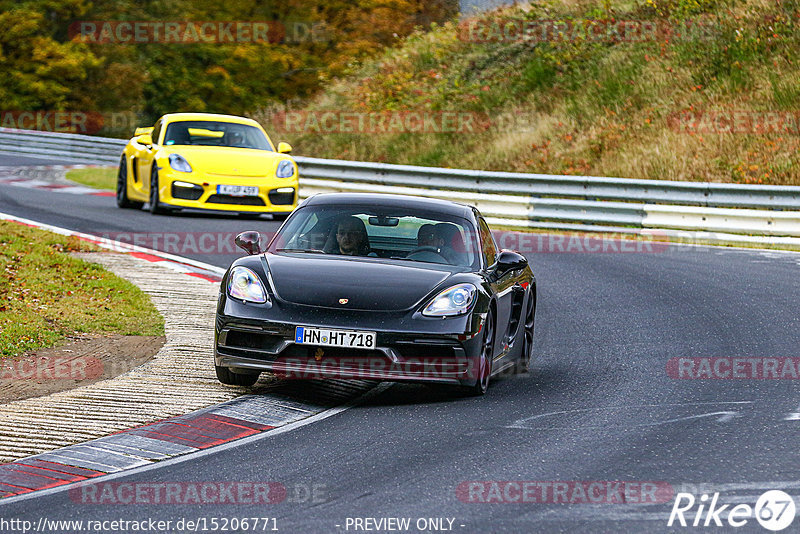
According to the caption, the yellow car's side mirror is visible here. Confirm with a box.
[136,134,153,146]
[277,142,292,154]
[134,126,154,136]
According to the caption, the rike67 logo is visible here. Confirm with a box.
[668,490,796,531]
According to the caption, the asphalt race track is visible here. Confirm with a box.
[1,158,800,533]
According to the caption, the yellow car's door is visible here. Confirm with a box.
[131,119,163,197]
[136,142,155,196]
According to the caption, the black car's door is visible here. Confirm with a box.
[478,217,518,361]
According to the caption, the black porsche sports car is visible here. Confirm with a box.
[214,193,536,395]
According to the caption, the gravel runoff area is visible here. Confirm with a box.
[0,252,246,463]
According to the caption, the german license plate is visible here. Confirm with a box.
[217,185,258,197]
[294,327,376,349]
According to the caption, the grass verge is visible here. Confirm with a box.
[66,167,116,190]
[258,0,800,185]
[0,220,164,358]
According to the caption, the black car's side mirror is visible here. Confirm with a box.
[493,250,528,276]
[235,231,261,255]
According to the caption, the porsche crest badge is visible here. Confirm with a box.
[314,348,324,361]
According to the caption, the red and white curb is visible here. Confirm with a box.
[0,165,115,197]
[0,211,225,283]
[0,381,382,502]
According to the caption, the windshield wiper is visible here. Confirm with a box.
[275,248,324,253]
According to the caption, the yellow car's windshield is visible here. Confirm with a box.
[163,120,272,150]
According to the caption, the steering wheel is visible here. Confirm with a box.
[296,233,327,253]
[406,246,448,263]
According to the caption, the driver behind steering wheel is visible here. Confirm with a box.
[407,224,449,264]
[417,224,441,248]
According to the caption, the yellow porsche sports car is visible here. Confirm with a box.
[116,113,298,217]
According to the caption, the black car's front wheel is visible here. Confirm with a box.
[116,157,143,209]
[519,288,535,373]
[463,310,495,396]
[215,365,260,387]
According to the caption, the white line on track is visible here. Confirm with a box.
[507,401,753,429]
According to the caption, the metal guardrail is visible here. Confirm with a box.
[0,127,799,243]
[0,128,126,165]
[293,156,800,210]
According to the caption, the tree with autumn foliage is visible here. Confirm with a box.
[0,0,457,136]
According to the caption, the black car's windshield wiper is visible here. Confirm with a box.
[275,248,324,253]
[395,256,450,266]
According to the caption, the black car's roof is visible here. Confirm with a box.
[301,193,475,219]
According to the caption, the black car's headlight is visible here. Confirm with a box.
[168,153,192,173]
[422,283,476,317]
[276,159,295,178]
[227,267,268,303]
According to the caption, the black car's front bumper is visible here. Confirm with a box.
[215,299,486,385]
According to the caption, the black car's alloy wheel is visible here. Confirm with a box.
[519,289,535,373]
[116,157,143,209]
[465,311,494,396]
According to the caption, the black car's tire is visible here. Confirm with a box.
[519,288,536,373]
[116,157,143,209]
[462,310,495,396]
[215,365,260,387]
[149,166,168,215]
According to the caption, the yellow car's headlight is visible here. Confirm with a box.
[276,159,295,178]
[169,154,192,173]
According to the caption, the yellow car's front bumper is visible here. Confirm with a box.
[157,171,298,213]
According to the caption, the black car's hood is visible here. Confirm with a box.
[264,253,452,311]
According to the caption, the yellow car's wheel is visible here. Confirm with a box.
[116,157,143,210]
[149,165,168,215]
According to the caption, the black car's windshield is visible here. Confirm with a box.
[163,120,272,150]
[271,204,480,268]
